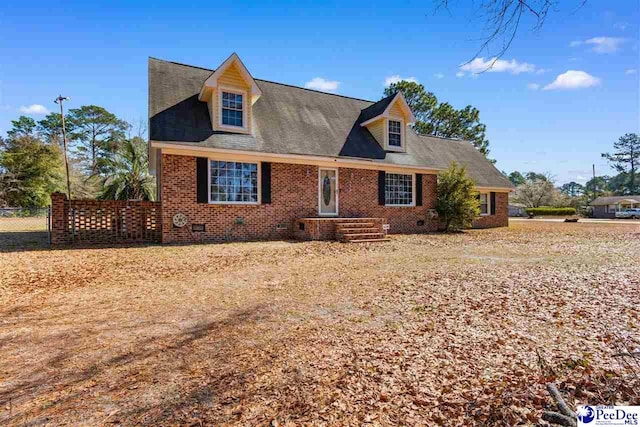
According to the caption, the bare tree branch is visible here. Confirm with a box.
[433,1,587,65]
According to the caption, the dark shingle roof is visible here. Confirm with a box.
[358,94,396,123]
[149,57,513,189]
[590,195,640,205]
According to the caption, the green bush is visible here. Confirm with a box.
[525,207,576,216]
[436,162,480,231]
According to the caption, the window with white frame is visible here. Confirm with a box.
[221,91,244,127]
[479,193,489,215]
[388,120,402,147]
[210,160,258,203]
[385,173,413,206]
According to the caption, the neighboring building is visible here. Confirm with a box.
[148,53,514,243]
[590,195,640,218]
[508,202,527,217]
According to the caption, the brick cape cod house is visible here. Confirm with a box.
[148,53,513,243]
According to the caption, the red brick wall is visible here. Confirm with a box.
[472,192,509,228]
[338,167,439,234]
[50,192,162,245]
[160,154,507,243]
[161,154,317,243]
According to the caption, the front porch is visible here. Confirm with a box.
[293,217,389,243]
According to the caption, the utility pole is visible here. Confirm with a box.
[54,95,72,199]
[592,164,596,201]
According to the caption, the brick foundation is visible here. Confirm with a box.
[159,154,508,243]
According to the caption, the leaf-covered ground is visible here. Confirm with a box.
[1,221,638,426]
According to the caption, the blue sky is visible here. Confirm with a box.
[1,0,638,184]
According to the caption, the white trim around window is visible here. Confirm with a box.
[479,192,491,216]
[217,85,249,133]
[385,118,405,152]
[208,158,261,205]
[384,172,415,207]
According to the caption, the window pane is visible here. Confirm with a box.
[385,173,413,205]
[210,160,259,203]
[221,92,244,127]
[388,120,402,147]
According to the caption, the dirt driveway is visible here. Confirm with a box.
[1,222,638,426]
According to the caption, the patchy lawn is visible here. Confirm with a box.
[0,221,638,426]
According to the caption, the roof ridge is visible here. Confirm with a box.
[149,56,375,104]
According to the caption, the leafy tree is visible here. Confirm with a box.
[602,133,639,195]
[383,81,491,158]
[36,112,66,146]
[97,136,155,201]
[0,135,63,207]
[508,171,526,186]
[525,171,549,182]
[559,182,585,198]
[584,175,610,201]
[7,116,36,140]
[513,177,556,208]
[67,105,128,171]
[436,162,480,231]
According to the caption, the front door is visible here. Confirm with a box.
[318,168,338,216]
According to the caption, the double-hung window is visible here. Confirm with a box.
[221,91,244,127]
[479,193,489,215]
[388,120,402,148]
[210,160,258,203]
[385,173,413,206]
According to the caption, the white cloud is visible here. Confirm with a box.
[304,77,340,93]
[625,68,637,75]
[527,83,540,90]
[458,57,537,76]
[535,68,550,74]
[19,104,49,115]
[433,73,445,79]
[543,70,601,90]
[614,22,628,31]
[455,71,465,78]
[384,75,418,86]
[571,37,626,53]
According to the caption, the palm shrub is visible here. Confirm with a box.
[97,136,155,201]
[436,162,480,231]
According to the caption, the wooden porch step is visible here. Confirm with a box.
[349,238,391,243]
[336,222,375,228]
[338,227,380,233]
[344,233,386,239]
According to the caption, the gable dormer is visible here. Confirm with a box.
[360,92,414,152]
[198,53,262,134]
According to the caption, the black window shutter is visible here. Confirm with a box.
[261,162,272,204]
[378,171,386,205]
[415,173,423,206]
[490,192,496,215]
[196,157,208,203]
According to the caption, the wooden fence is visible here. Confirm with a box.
[50,192,162,245]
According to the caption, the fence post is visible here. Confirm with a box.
[50,192,70,245]
[47,206,51,245]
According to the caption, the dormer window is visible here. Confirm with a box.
[222,91,244,127]
[388,120,402,148]
[199,53,262,135]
